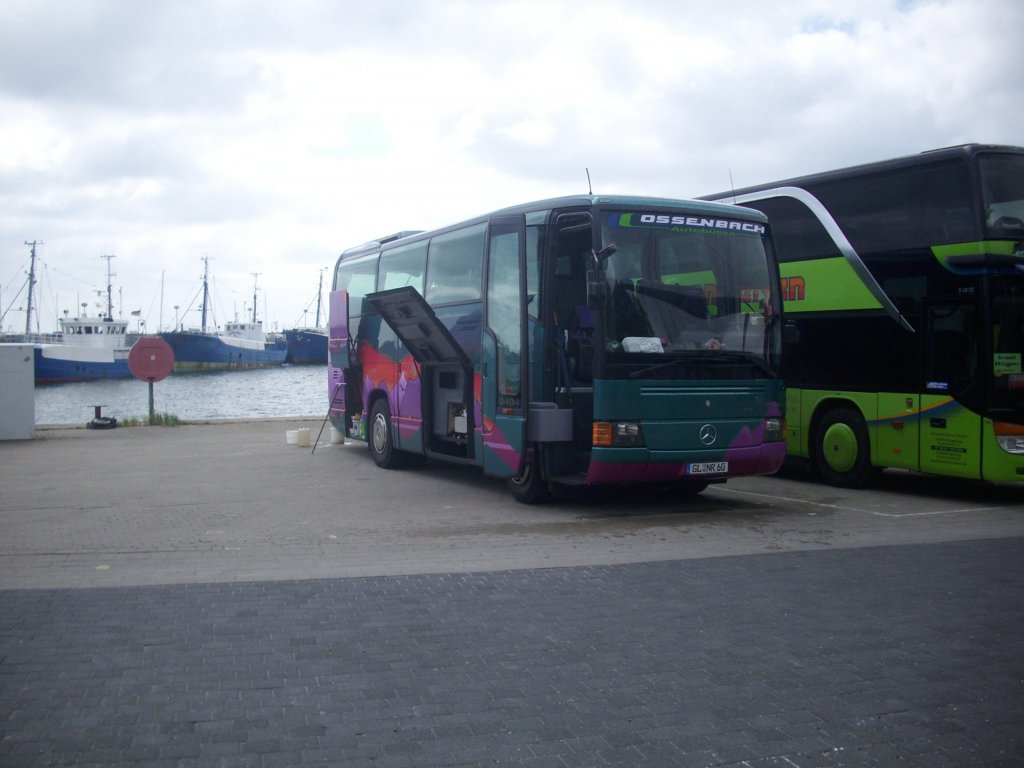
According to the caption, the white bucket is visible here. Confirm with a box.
[286,430,299,444]
[294,428,310,447]
[330,426,344,444]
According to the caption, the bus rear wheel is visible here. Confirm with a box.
[812,405,874,488]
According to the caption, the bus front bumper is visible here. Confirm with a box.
[586,442,787,484]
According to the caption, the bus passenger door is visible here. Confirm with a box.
[482,215,528,478]
[919,300,983,479]
[327,290,349,423]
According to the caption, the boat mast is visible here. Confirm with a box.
[23,240,41,335]
[314,268,324,328]
[101,254,116,319]
[251,272,261,324]
[200,256,210,334]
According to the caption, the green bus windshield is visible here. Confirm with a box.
[980,152,1024,239]
[599,210,781,375]
[991,279,1024,414]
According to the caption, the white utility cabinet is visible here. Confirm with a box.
[0,344,35,440]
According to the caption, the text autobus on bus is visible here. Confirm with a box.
[327,195,787,502]
[703,144,1024,486]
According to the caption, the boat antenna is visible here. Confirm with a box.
[729,169,737,204]
[586,167,593,195]
[101,254,116,320]
[251,272,262,324]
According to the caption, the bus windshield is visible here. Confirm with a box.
[980,152,1024,238]
[991,278,1024,416]
[600,210,781,375]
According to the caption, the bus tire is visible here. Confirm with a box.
[368,399,401,469]
[812,405,873,488]
[508,449,549,504]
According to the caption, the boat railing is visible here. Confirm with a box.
[19,332,64,345]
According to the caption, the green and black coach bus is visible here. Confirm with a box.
[703,144,1024,486]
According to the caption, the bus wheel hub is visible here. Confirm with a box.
[823,422,858,473]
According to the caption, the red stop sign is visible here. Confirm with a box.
[129,337,175,382]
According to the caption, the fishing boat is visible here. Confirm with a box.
[283,270,328,365]
[160,258,287,372]
[31,253,135,384]
[283,327,327,365]
[34,314,133,383]
[162,320,288,371]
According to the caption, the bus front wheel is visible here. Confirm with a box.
[369,399,401,469]
[812,405,874,488]
[508,449,549,504]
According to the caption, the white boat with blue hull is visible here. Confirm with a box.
[30,253,136,384]
[34,315,134,384]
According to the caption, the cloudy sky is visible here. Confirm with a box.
[2,0,1022,334]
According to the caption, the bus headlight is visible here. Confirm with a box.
[593,421,645,447]
[994,421,1024,454]
[765,417,785,442]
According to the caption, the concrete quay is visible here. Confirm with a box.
[1,420,1023,766]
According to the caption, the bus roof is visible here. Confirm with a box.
[339,194,768,259]
[490,193,767,220]
[700,143,1024,201]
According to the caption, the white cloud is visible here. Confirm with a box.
[1,0,1022,333]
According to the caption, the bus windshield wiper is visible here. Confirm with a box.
[629,349,774,379]
[628,356,687,379]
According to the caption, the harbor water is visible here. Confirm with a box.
[33,365,328,425]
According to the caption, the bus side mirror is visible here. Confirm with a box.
[587,269,607,309]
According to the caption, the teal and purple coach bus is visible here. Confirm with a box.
[328,195,787,502]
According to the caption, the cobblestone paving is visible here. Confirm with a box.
[2,538,1023,767]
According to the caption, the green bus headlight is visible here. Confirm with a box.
[995,422,1024,454]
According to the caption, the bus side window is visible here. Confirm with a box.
[426,223,486,305]
[754,197,841,263]
[336,255,378,316]
[925,303,978,399]
[379,240,427,293]
[932,329,971,381]
[525,223,544,320]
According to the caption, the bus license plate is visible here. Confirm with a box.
[687,461,728,475]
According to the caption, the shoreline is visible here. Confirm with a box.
[32,414,325,431]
